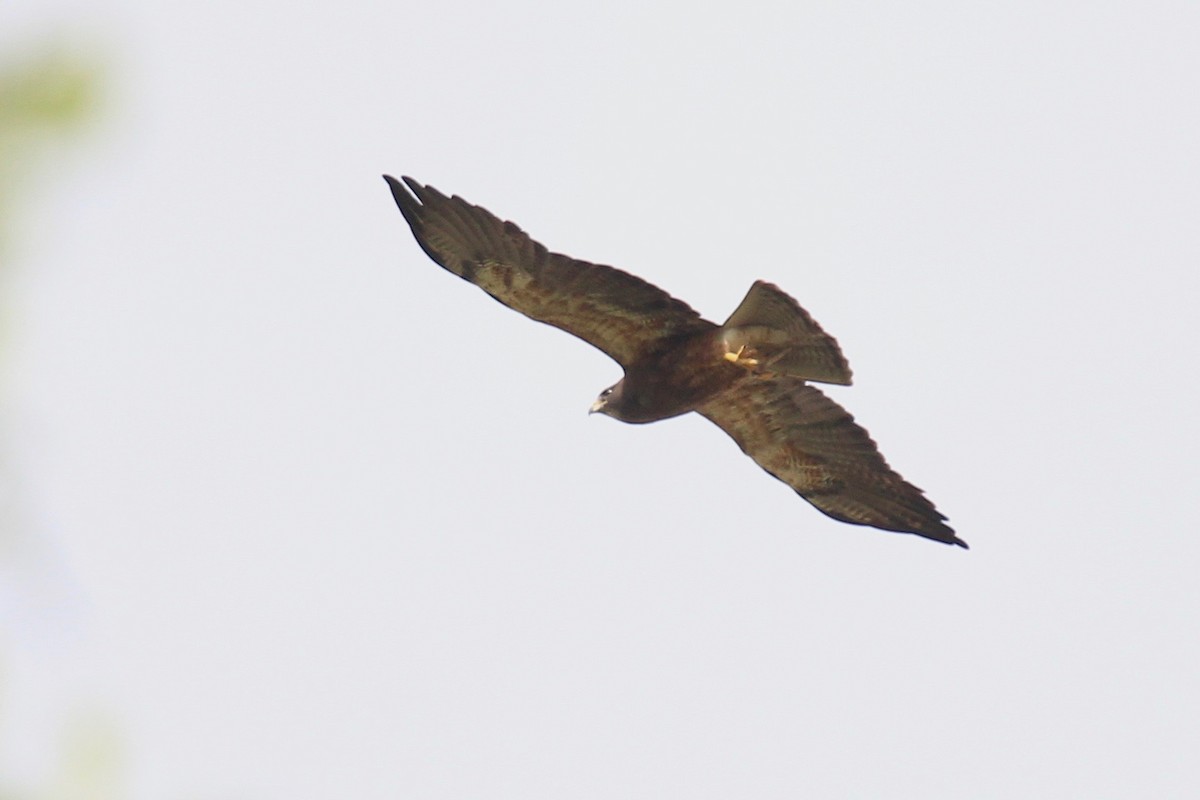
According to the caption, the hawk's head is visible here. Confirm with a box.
[588,381,622,418]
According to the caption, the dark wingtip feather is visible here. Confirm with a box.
[384,174,429,238]
[923,518,967,549]
[383,174,414,209]
[931,522,968,549]
[935,516,968,549]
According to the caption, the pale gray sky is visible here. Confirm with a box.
[4,1,1199,798]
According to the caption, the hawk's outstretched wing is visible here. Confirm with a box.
[386,176,713,367]
[697,377,964,547]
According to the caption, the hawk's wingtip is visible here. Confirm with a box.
[384,175,419,214]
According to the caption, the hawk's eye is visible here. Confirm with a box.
[601,388,612,397]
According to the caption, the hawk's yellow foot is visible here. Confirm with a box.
[723,345,759,367]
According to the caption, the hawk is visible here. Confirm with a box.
[385,175,964,548]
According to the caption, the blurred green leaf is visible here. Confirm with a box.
[0,46,104,258]
[0,51,97,127]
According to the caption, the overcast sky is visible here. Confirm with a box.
[3,1,1199,798]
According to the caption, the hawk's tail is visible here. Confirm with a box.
[720,281,853,385]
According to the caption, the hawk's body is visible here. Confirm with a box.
[386,175,964,548]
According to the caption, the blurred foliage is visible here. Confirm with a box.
[0,45,104,258]
[50,711,124,800]
[0,42,121,800]
[0,710,123,800]
[0,52,96,128]
[0,42,104,528]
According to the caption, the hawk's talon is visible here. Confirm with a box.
[724,345,759,367]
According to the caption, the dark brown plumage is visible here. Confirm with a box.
[385,175,964,548]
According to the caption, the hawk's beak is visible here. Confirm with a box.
[588,398,605,415]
